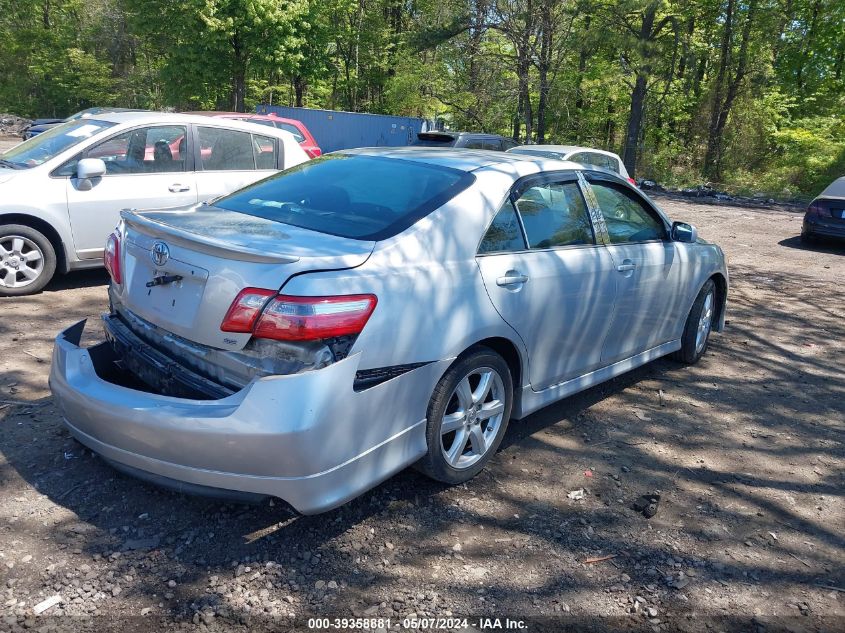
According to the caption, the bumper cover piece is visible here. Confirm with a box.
[49,319,449,514]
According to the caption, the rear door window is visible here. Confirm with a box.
[464,139,486,149]
[514,180,595,248]
[482,139,503,151]
[215,154,475,240]
[198,126,255,171]
[478,202,526,253]
[253,134,278,170]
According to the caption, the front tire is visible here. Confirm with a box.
[416,347,513,485]
[673,278,716,364]
[0,224,57,296]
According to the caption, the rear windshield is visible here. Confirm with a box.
[411,134,457,147]
[215,154,475,240]
[507,148,566,160]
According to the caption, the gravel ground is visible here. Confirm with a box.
[0,198,843,633]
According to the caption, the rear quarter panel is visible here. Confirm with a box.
[278,168,530,382]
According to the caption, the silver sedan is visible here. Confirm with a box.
[50,148,727,514]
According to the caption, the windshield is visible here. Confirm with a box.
[215,154,475,240]
[1,119,114,169]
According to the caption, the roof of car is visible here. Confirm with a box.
[417,131,508,139]
[510,144,621,159]
[340,146,590,174]
[83,111,298,139]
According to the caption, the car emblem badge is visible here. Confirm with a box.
[151,242,170,267]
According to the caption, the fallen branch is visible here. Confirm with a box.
[816,584,845,593]
[584,554,617,564]
[788,552,812,568]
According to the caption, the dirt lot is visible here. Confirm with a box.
[0,198,842,632]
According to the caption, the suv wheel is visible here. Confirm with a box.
[0,224,57,296]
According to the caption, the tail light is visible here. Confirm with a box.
[806,201,829,217]
[104,232,122,284]
[306,147,322,158]
[221,289,377,341]
[627,177,637,186]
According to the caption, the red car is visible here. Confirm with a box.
[189,111,322,158]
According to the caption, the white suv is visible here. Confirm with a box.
[0,112,308,296]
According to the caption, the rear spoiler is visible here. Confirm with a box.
[120,209,300,264]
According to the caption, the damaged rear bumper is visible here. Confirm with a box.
[49,320,449,514]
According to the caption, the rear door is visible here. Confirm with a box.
[193,125,280,201]
[65,124,196,259]
[582,174,688,362]
[476,173,618,389]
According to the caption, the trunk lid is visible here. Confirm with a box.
[114,205,375,350]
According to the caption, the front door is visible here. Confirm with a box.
[583,175,688,363]
[476,174,618,390]
[65,124,196,259]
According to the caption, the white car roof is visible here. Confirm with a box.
[511,144,621,159]
[341,146,589,177]
[89,111,298,142]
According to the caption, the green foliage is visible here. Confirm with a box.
[0,0,842,197]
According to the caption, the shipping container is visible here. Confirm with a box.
[256,104,428,153]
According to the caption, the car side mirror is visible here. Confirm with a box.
[672,221,698,243]
[75,158,106,191]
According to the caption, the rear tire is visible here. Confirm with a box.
[673,279,716,364]
[416,347,513,485]
[0,224,57,296]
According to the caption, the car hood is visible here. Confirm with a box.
[0,168,22,185]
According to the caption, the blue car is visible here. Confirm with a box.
[22,107,145,139]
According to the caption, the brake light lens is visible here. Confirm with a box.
[255,294,377,341]
[220,288,277,332]
[221,290,378,341]
[104,232,122,284]
[627,176,637,186]
[806,201,829,217]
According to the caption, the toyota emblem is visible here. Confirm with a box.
[151,241,170,267]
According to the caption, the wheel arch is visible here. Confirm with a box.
[458,335,526,418]
[709,272,728,332]
[0,213,69,274]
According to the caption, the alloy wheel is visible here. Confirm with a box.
[695,290,714,355]
[0,235,45,290]
[439,366,506,470]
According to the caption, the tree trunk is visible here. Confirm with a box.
[623,73,647,176]
[231,32,246,112]
[536,1,553,143]
[293,75,306,107]
[574,15,590,142]
[622,1,659,177]
[796,0,820,90]
[704,0,757,181]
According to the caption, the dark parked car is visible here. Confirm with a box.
[411,131,517,151]
[21,108,145,140]
[802,176,845,244]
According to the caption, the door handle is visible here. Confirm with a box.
[616,263,636,272]
[496,273,529,286]
[169,184,190,193]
